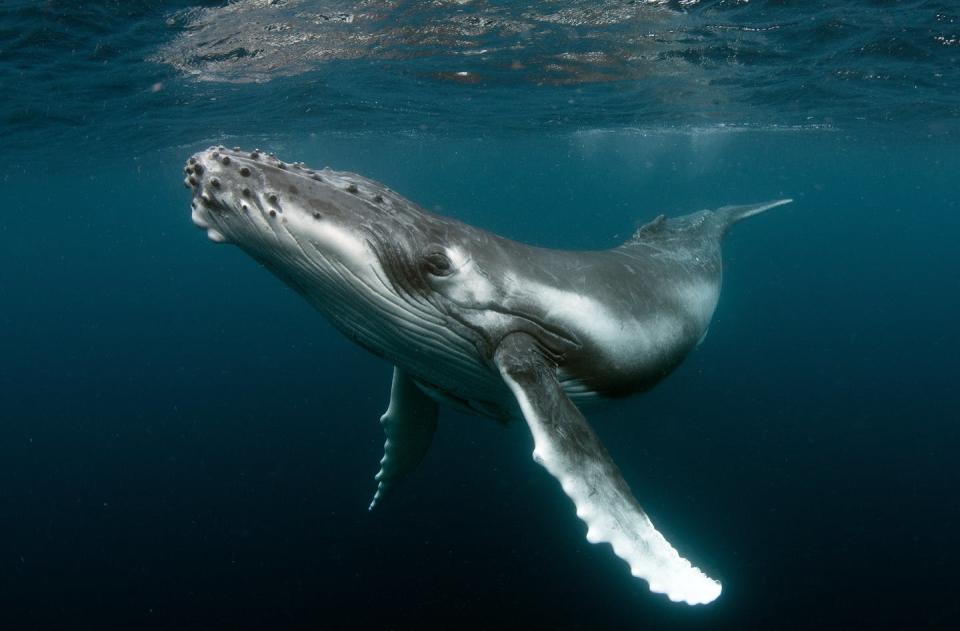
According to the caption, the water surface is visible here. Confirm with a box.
[1,2,958,629]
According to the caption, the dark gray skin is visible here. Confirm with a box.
[183,145,790,605]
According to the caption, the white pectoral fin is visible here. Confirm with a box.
[369,367,438,510]
[494,333,721,605]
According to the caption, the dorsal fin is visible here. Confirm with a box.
[624,199,792,246]
[633,214,666,239]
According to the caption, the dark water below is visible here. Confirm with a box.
[2,2,959,630]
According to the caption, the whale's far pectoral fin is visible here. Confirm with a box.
[368,367,438,510]
[493,333,721,605]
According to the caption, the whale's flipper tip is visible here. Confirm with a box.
[654,565,722,605]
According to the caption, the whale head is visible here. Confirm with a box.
[183,146,496,390]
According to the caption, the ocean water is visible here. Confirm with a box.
[2,1,959,629]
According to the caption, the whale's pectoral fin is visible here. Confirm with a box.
[493,332,722,605]
[368,367,438,510]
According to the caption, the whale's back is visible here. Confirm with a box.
[544,199,794,397]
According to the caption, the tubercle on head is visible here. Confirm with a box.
[186,146,405,232]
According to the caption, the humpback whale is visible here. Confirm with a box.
[183,146,791,606]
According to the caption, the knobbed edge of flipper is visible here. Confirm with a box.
[494,332,721,606]
[369,367,438,510]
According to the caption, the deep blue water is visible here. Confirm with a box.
[2,2,959,629]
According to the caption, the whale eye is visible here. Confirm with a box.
[423,251,453,276]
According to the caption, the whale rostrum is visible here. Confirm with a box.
[184,146,792,606]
